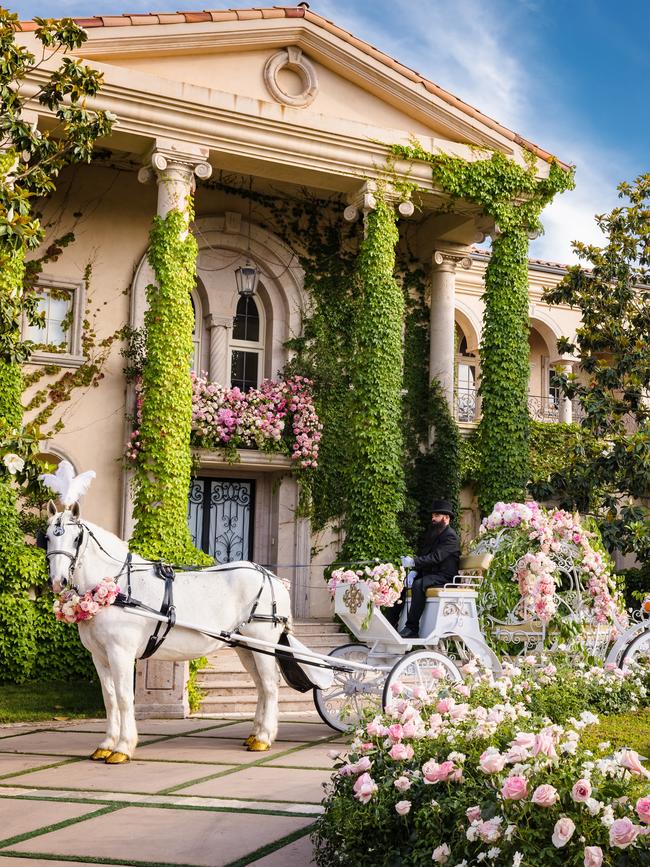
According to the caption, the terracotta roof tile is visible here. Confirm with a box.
[183,11,212,23]
[16,5,569,169]
[73,17,104,27]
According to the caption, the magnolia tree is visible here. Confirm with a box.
[532,174,650,560]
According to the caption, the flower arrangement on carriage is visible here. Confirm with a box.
[327,562,406,628]
[472,501,627,651]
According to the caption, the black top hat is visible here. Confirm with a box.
[430,499,455,517]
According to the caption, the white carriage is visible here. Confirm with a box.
[313,554,500,732]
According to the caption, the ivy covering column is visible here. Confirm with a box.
[340,198,406,561]
[131,141,212,564]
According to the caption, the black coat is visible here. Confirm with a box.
[413,524,460,580]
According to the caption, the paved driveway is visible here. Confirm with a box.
[0,715,345,866]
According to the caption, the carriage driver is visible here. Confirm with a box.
[394,499,461,639]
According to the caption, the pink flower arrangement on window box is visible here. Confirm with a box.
[126,372,322,470]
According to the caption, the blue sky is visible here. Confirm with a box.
[11,0,649,263]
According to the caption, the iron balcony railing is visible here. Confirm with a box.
[453,387,586,425]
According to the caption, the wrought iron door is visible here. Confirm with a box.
[187,478,255,562]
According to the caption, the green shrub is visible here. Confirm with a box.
[0,593,36,683]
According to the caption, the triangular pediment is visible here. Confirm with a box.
[72,17,519,154]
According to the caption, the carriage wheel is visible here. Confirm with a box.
[313,643,384,733]
[620,625,650,668]
[382,649,462,708]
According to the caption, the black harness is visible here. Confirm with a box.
[41,519,287,660]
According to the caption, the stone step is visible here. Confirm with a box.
[200,695,315,714]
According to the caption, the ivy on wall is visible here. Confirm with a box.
[130,209,211,565]
[390,144,574,514]
[338,200,406,561]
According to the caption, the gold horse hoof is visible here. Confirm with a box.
[89,748,112,761]
[243,734,256,747]
[105,751,130,764]
[247,739,270,752]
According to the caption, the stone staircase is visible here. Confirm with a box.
[195,618,349,715]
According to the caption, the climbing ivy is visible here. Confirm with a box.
[390,143,574,514]
[130,209,211,565]
[338,199,406,561]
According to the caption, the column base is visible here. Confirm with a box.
[134,659,189,719]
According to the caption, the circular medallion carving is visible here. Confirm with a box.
[263,46,318,108]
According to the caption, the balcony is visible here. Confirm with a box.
[453,387,585,426]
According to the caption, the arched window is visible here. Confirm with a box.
[455,323,478,422]
[230,295,264,391]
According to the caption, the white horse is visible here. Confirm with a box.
[43,501,292,764]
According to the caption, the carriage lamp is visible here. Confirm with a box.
[235,261,259,297]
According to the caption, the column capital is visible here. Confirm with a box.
[432,247,473,272]
[137,137,212,186]
[206,313,233,330]
[343,180,414,222]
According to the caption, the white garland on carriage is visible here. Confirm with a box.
[471,502,627,649]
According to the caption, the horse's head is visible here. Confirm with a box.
[42,499,86,594]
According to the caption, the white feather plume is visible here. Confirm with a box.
[40,460,96,507]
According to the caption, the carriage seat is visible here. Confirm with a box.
[406,552,493,598]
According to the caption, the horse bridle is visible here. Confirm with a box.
[38,517,131,591]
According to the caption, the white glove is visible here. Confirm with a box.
[401,555,415,569]
[405,569,417,588]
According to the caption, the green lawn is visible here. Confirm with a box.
[0,679,105,723]
[581,708,650,755]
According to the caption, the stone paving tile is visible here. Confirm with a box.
[0,859,135,867]
[64,718,229,735]
[8,805,314,866]
[0,798,102,846]
[193,720,335,743]
[177,765,331,804]
[0,730,150,757]
[249,831,316,865]
[1,758,234,795]
[136,736,306,765]
[266,743,344,769]
[0,753,68,777]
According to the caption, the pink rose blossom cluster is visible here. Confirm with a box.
[126,373,321,470]
[53,578,120,624]
[327,562,405,609]
[514,550,559,623]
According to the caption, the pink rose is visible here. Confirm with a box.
[571,779,592,803]
[479,748,506,774]
[636,796,650,824]
[477,817,502,843]
[436,697,454,713]
[422,760,456,784]
[351,756,372,774]
[531,784,558,807]
[552,817,576,848]
[394,776,411,792]
[609,817,640,848]
[432,843,450,864]
[533,729,558,758]
[389,743,414,761]
[395,799,411,816]
[366,719,385,737]
[353,772,378,804]
[402,720,417,738]
[512,732,537,749]
[619,749,649,777]
[502,775,528,801]
[388,724,404,743]
[466,805,481,823]
[583,847,603,867]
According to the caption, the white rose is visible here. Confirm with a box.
[3,453,24,474]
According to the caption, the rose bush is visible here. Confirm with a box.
[313,657,650,866]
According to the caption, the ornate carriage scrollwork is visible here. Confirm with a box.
[342,584,364,615]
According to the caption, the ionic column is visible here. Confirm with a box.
[133,138,212,721]
[206,314,232,384]
[430,249,472,410]
[138,137,212,218]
